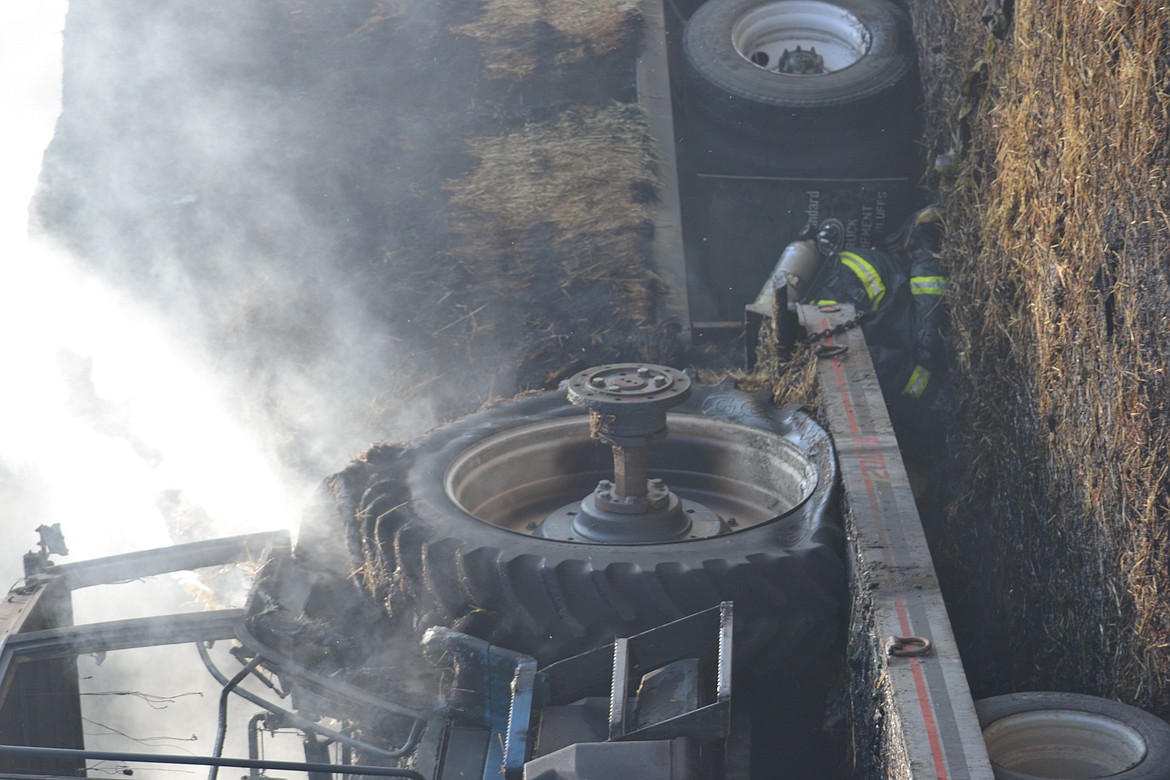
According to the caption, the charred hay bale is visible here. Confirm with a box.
[429,103,667,387]
[452,0,642,80]
[928,0,1170,718]
[446,103,658,273]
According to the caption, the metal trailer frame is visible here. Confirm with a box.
[637,0,692,343]
[798,303,995,778]
[0,532,286,776]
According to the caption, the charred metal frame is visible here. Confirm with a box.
[4,531,283,674]
[0,743,426,779]
[0,531,294,776]
[415,602,732,780]
[0,529,435,778]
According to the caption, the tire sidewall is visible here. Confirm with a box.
[403,384,839,570]
[682,0,916,111]
[976,692,1170,780]
[373,381,845,664]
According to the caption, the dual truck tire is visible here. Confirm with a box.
[680,0,919,177]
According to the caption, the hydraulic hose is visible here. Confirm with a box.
[195,642,424,762]
[208,656,262,780]
[0,743,425,780]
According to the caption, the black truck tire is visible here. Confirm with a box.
[976,692,1170,779]
[680,0,918,176]
[327,383,844,667]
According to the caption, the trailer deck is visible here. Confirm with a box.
[800,303,993,778]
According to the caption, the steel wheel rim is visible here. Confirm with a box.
[444,414,818,543]
[982,709,1147,777]
[731,0,871,74]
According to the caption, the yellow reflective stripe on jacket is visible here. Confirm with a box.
[902,365,931,398]
[839,251,886,310]
[910,276,948,296]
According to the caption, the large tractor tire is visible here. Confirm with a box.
[318,380,845,667]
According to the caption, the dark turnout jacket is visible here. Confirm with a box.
[801,226,948,407]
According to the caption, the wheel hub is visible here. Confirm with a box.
[777,45,826,75]
[732,0,871,75]
[538,363,723,543]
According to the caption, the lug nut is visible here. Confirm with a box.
[590,376,607,387]
[653,375,668,387]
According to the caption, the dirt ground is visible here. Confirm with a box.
[907,0,1170,718]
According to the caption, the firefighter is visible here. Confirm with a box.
[776,207,948,421]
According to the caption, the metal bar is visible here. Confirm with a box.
[41,531,290,590]
[637,0,692,342]
[799,303,993,779]
[0,609,245,691]
[608,638,631,740]
[716,601,733,703]
[612,445,649,498]
[3,609,244,661]
[0,744,424,779]
[503,657,538,780]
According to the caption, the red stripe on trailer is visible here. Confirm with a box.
[897,597,950,779]
[814,308,996,776]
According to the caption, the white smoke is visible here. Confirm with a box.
[0,4,307,588]
[0,2,344,769]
